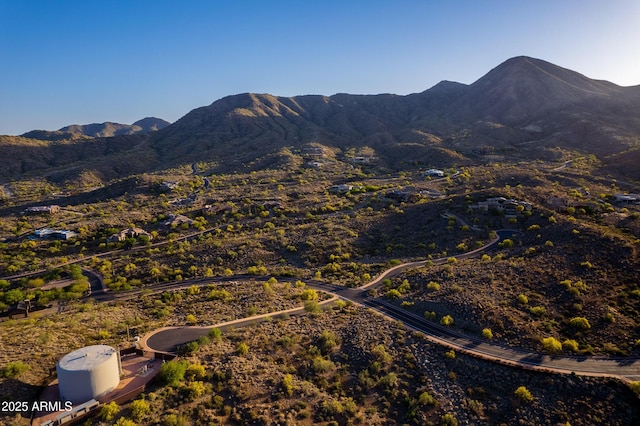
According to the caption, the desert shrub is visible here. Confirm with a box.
[482,328,493,340]
[514,386,533,403]
[371,344,392,364]
[184,381,207,400]
[541,336,562,353]
[99,401,119,421]
[424,311,436,320]
[499,239,514,248]
[178,341,199,356]
[300,288,318,301]
[427,281,441,291]
[569,317,591,330]
[440,315,454,326]
[208,327,222,340]
[378,372,398,390]
[529,306,546,317]
[317,330,339,354]
[129,399,150,422]
[419,391,437,406]
[562,339,579,352]
[185,363,206,381]
[385,289,402,299]
[312,356,335,373]
[208,288,231,301]
[1,361,29,378]
[160,360,188,386]
[440,413,459,426]
[304,301,322,314]
[282,374,294,396]
[236,342,249,355]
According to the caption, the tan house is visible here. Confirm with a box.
[108,228,152,243]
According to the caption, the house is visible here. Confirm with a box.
[161,214,194,227]
[161,181,179,191]
[329,184,353,194]
[425,169,445,178]
[385,190,421,203]
[33,228,77,240]
[306,161,323,168]
[169,195,199,206]
[350,156,376,164]
[472,197,532,215]
[613,193,640,205]
[107,228,152,243]
[24,205,60,215]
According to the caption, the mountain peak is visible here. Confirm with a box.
[477,56,621,95]
[451,56,624,124]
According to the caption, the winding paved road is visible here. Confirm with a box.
[140,229,640,382]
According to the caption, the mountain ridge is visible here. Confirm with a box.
[3,56,640,182]
[21,117,170,141]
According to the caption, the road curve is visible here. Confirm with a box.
[140,229,640,382]
[141,296,338,354]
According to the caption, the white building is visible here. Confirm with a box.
[425,169,445,177]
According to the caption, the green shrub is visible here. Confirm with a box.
[282,374,294,396]
[178,341,199,355]
[237,342,249,355]
[569,317,591,330]
[418,391,437,406]
[99,401,120,421]
[129,399,150,422]
[208,327,222,340]
[440,315,454,326]
[385,289,402,299]
[440,413,458,426]
[184,381,207,400]
[160,360,188,386]
[1,361,29,378]
[562,339,579,352]
[427,281,441,291]
[541,336,562,353]
[300,288,318,301]
[529,306,546,317]
[514,386,533,403]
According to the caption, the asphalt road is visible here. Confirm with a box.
[140,229,640,381]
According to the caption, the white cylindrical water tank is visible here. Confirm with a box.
[56,345,120,404]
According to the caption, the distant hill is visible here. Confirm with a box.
[3,56,640,182]
[21,117,170,141]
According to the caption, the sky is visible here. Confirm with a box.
[1,0,639,135]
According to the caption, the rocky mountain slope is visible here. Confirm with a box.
[2,56,640,182]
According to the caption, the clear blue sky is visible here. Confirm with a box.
[1,0,639,135]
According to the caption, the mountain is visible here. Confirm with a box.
[21,117,170,141]
[3,56,640,182]
[150,56,640,166]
